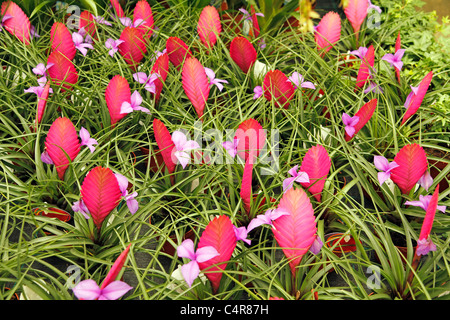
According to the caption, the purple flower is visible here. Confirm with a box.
[151,48,167,62]
[253,85,263,99]
[374,155,400,186]
[120,91,150,115]
[309,235,323,255]
[350,46,368,60]
[404,85,419,109]
[282,165,310,192]
[72,199,90,219]
[404,195,446,214]
[24,84,49,97]
[72,30,94,56]
[238,8,264,21]
[133,72,160,94]
[177,239,219,287]
[258,38,266,49]
[32,63,53,77]
[72,279,132,300]
[119,17,145,28]
[204,67,228,92]
[287,72,316,90]
[364,81,384,94]
[381,49,405,71]
[342,113,360,137]
[171,130,200,169]
[105,38,124,57]
[94,15,112,26]
[233,226,251,245]
[115,173,139,214]
[0,14,12,32]
[416,236,437,256]
[247,208,290,232]
[41,150,54,165]
[30,25,40,39]
[79,127,98,153]
[418,171,433,192]
[368,0,382,14]
[222,138,239,158]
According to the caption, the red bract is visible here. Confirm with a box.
[45,117,80,180]
[240,159,253,216]
[390,144,428,194]
[50,22,76,61]
[166,37,192,69]
[401,71,433,125]
[101,244,132,290]
[182,57,210,119]
[150,53,169,103]
[105,75,131,127]
[272,187,317,275]
[1,1,30,45]
[153,118,176,175]
[250,5,260,38]
[197,215,237,294]
[315,11,341,56]
[355,44,374,90]
[79,10,97,40]
[80,166,122,230]
[133,0,154,41]
[263,69,295,109]
[118,27,147,71]
[36,82,51,129]
[344,0,368,38]
[344,98,377,141]
[234,118,266,162]
[47,50,78,92]
[395,31,401,84]
[197,5,221,49]
[300,145,331,202]
[229,36,257,74]
[110,0,124,18]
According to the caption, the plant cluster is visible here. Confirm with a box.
[0,0,448,300]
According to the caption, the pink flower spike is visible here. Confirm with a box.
[404,195,446,214]
[418,170,433,191]
[40,150,54,165]
[309,235,323,255]
[287,72,316,90]
[404,85,419,109]
[374,155,399,186]
[177,239,219,287]
[253,85,263,99]
[415,185,440,256]
[233,226,251,245]
[222,138,239,158]
[247,208,290,232]
[282,165,310,192]
[79,127,98,153]
[204,67,228,92]
[72,199,90,219]
[381,49,405,71]
[342,113,360,137]
[105,38,124,57]
[120,91,150,114]
[72,279,132,300]
[171,130,200,169]
[72,31,94,56]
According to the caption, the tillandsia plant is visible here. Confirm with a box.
[0,0,449,301]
